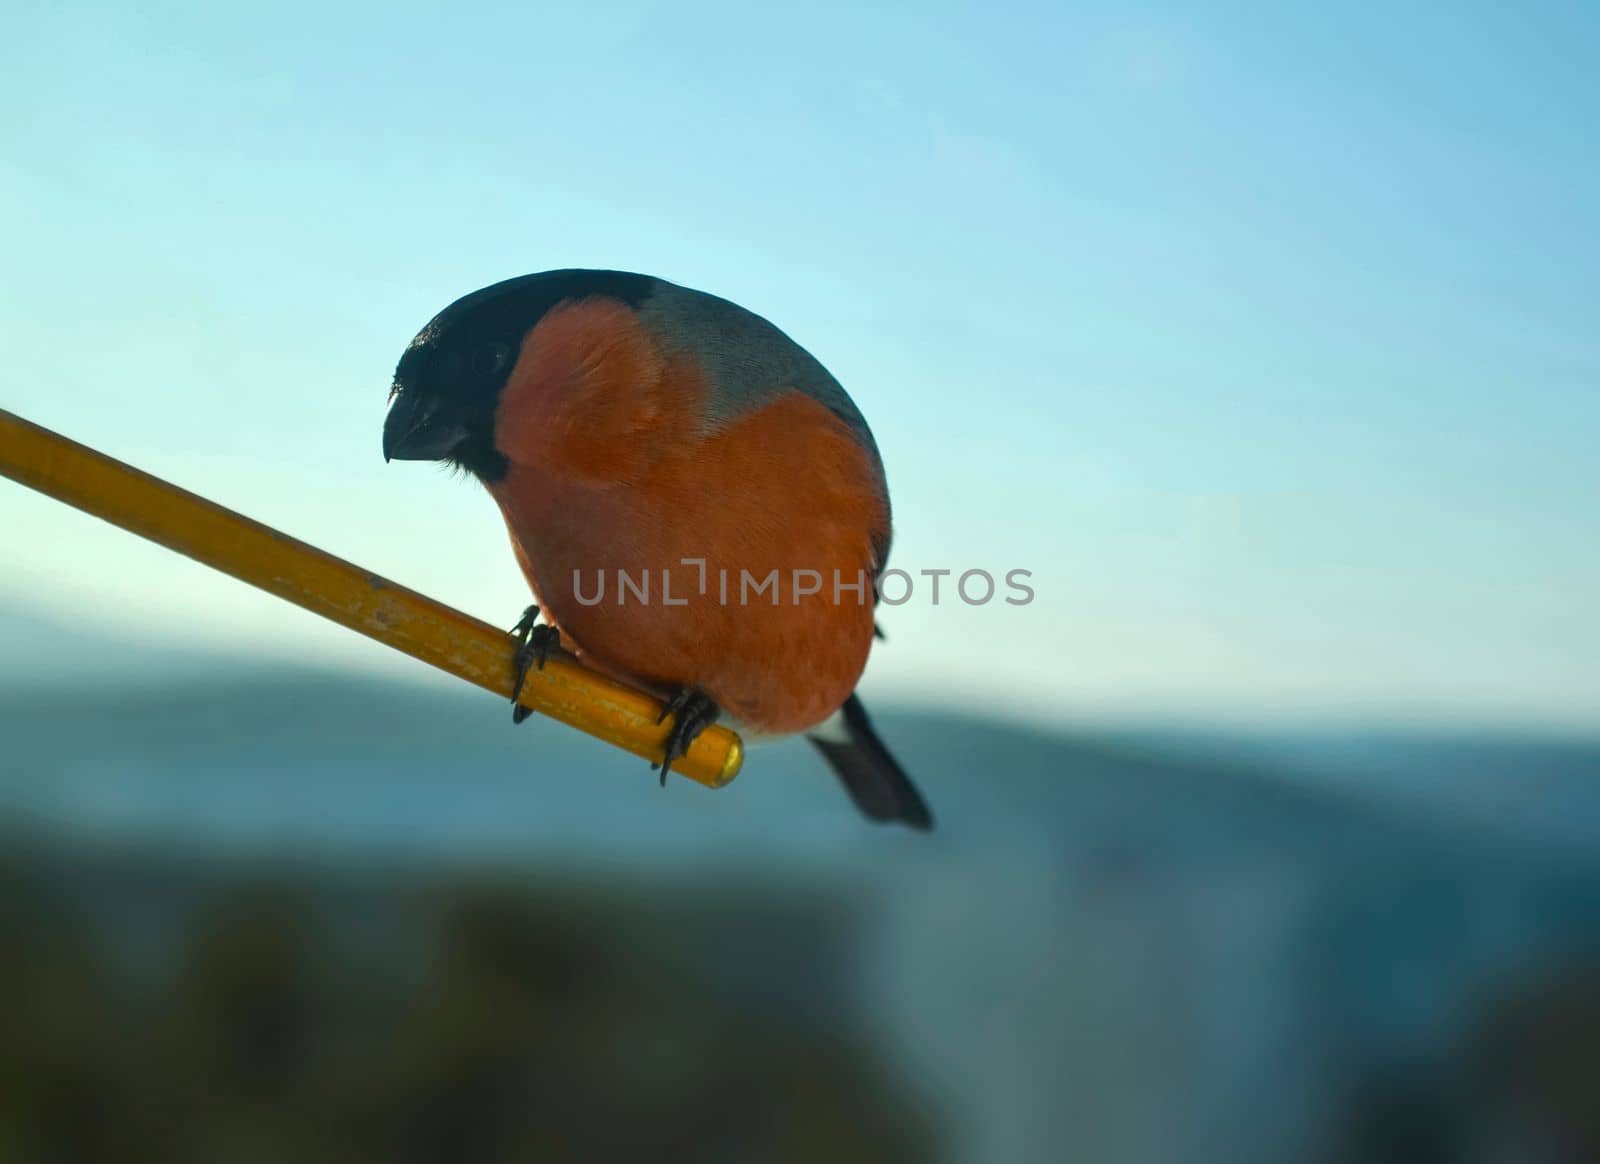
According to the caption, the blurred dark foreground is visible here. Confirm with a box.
[0,839,933,1163]
[1,658,1598,1163]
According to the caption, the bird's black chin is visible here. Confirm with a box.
[445,437,509,482]
[383,391,469,463]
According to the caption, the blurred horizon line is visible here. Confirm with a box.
[1,591,1595,744]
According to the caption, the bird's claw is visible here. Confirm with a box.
[654,688,720,784]
[509,605,561,724]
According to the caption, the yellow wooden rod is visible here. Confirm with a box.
[0,407,742,788]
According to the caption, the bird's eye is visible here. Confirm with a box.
[473,342,512,377]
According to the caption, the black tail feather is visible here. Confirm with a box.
[808,695,933,830]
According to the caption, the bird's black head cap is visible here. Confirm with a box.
[384,269,655,481]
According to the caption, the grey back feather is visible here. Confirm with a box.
[638,280,883,467]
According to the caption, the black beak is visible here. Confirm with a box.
[383,390,469,463]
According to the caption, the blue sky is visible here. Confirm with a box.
[2,1,1596,729]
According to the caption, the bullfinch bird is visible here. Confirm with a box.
[382,270,932,829]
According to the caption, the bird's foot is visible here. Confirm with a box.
[509,605,561,724]
[654,688,720,784]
